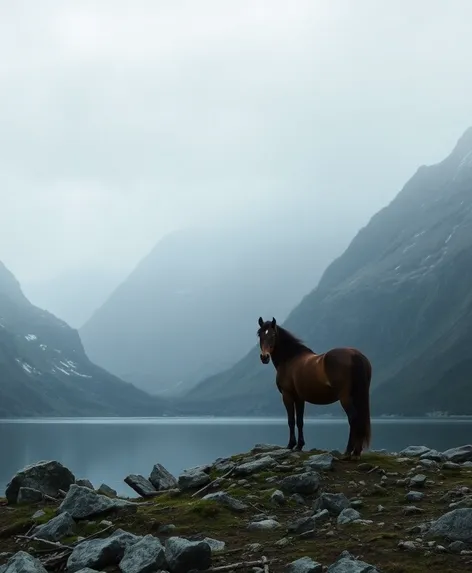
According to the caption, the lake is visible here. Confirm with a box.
[1,416,471,497]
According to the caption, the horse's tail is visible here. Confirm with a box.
[350,351,372,450]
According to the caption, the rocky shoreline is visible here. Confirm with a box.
[0,443,472,573]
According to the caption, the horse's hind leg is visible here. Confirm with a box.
[295,399,305,451]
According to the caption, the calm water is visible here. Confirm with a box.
[1,417,471,497]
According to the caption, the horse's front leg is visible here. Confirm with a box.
[282,393,296,450]
[295,399,305,451]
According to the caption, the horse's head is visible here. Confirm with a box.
[257,316,277,364]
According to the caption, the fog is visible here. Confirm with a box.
[1,0,472,326]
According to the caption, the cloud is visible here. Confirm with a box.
[1,0,472,283]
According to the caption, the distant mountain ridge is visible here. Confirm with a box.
[0,261,168,417]
[179,127,472,417]
[79,223,346,395]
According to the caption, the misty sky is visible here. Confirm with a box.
[1,1,472,295]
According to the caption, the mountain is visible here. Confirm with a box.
[79,223,346,396]
[23,268,126,329]
[180,127,472,417]
[0,261,169,417]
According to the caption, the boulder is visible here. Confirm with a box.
[233,456,275,477]
[5,461,75,504]
[279,472,321,495]
[67,529,142,572]
[425,508,472,543]
[124,475,157,498]
[58,484,137,520]
[119,534,167,573]
[2,551,48,573]
[313,493,350,516]
[286,556,322,573]
[17,487,43,504]
[164,536,211,573]
[441,445,472,464]
[149,464,178,491]
[178,469,210,491]
[32,512,76,542]
[303,453,334,471]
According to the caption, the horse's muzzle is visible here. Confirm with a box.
[260,353,270,364]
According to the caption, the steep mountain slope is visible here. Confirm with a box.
[181,127,472,416]
[0,261,168,417]
[79,224,345,395]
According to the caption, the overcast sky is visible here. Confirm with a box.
[1,0,472,292]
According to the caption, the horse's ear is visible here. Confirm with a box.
[271,317,276,328]
[258,317,264,328]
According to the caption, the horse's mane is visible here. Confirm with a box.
[276,326,313,355]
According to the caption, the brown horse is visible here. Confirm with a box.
[257,317,372,459]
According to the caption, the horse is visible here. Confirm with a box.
[257,316,372,460]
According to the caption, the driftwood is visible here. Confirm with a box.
[199,558,275,572]
[15,535,70,551]
[191,468,235,498]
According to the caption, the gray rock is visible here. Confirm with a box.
[17,488,43,504]
[97,484,117,497]
[403,506,424,515]
[443,461,462,470]
[178,469,210,491]
[124,475,157,498]
[287,516,316,535]
[149,463,178,491]
[405,491,424,503]
[313,493,350,516]
[76,479,94,490]
[247,519,280,531]
[32,510,46,520]
[165,536,211,573]
[202,491,248,512]
[420,450,444,462]
[286,556,322,573]
[290,494,306,505]
[303,453,334,471]
[337,508,361,525]
[279,472,321,495]
[202,538,225,553]
[32,512,76,541]
[252,443,284,453]
[327,550,379,573]
[419,459,437,469]
[67,529,142,572]
[425,508,472,543]
[119,534,166,573]
[234,456,275,477]
[441,445,472,464]
[74,569,100,573]
[399,446,431,457]
[448,540,467,553]
[2,551,48,573]
[409,474,427,488]
[271,490,285,506]
[58,484,137,520]
[5,461,75,504]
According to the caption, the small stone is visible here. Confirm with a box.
[409,474,427,488]
[405,491,424,502]
[202,491,248,512]
[280,472,321,495]
[448,540,467,553]
[303,453,334,471]
[247,519,280,531]
[275,537,292,547]
[286,556,322,573]
[2,551,47,573]
[234,456,275,477]
[32,510,46,520]
[270,490,285,506]
[245,543,263,553]
[313,492,350,516]
[403,506,424,515]
[399,540,418,551]
[337,508,361,525]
